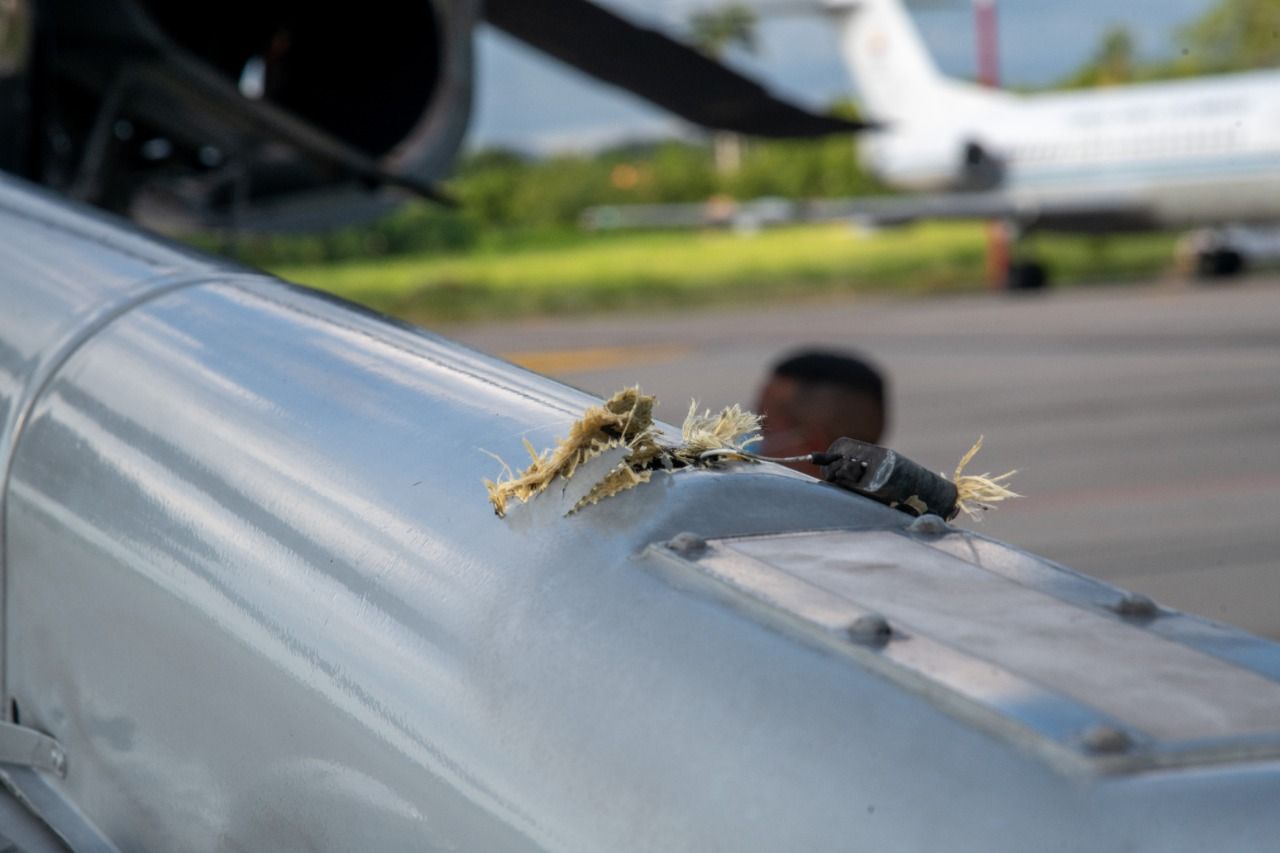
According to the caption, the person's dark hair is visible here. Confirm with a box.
[770,350,886,405]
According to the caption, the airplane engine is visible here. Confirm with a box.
[861,130,1003,192]
[3,173,1280,850]
[7,0,478,231]
[130,0,479,187]
[2,0,866,236]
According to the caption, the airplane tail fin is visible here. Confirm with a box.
[825,0,1002,122]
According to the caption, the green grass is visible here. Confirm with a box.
[272,223,1179,324]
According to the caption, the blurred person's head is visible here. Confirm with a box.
[756,350,887,470]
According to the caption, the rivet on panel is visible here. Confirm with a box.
[1113,592,1158,620]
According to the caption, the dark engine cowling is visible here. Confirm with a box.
[136,0,448,161]
[10,0,476,231]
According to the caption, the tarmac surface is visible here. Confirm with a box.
[449,276,1280,638]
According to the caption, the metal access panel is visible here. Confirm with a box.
[650,526,1280,775]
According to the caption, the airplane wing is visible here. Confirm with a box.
[483,0,871,138]
[583,191,1160,233]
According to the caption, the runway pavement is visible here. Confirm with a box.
[447,276,1280,638]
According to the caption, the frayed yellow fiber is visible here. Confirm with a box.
[484,387,661,517]
[572,466,654,514]
[484,389,762,517]
[950,435,1020,519]
[675,401,762,462]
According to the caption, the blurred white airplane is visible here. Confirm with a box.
[586,0,1280,287]
[831,0,1280,286]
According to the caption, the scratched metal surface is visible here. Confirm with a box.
[3,174,1280,850]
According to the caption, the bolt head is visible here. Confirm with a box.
[847,612,893,645]
[1080,725,1133,755]
[906,514,949,536]
[666,532,707,558]
[1114,592,1158,619]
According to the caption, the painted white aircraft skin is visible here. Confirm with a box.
[831,0,1280,227]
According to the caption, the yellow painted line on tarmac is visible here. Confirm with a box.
[503,343,693,376]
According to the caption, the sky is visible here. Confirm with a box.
[467,0,1215,152]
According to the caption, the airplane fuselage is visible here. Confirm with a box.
[836,0,1280,234]
[1017,72,1280,227]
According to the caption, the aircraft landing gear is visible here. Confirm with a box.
[1195,247,1246,279]
[1179,228,1251,280]
[996,220,1051,292]
[1005,258,1049,291]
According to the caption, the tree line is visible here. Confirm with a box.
[1063,0,1280,87]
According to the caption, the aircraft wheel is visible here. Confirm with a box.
[1006,259,1049,291]
[1195,248,1245,279]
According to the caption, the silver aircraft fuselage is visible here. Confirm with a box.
[2,174,1280,850]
